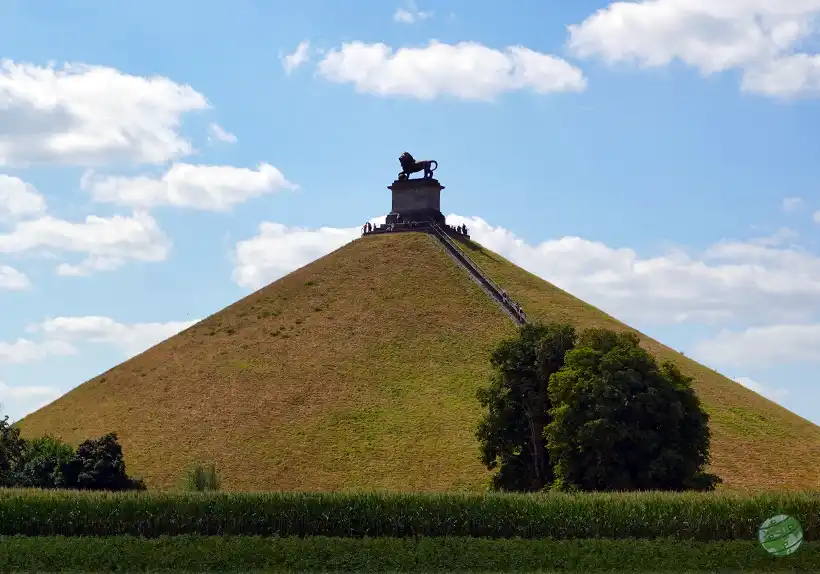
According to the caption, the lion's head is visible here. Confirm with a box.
[399,152,415,171]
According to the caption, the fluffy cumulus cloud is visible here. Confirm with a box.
[232,221,376,289]
[0,211,171,276]
[394,1,433,24]
[232,214,820,329]
[567,0,820,98]
[0,381,62,423]
[0,174,47,221]
[0,338,76,364]
[0,317,195,421]
[0,59,209,166]
[81,162,295,211]
[0,265,29,290]
[448,216,820,327]
[31,315,199,359]
[282,41,311,74]
[693,323,820,367]
[316,41,587,100]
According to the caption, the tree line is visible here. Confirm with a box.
[0,416,144,491]
[476,322,721,492]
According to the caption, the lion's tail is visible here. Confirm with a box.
[429,160,438,172]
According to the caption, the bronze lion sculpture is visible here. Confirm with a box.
[398,152,438,180]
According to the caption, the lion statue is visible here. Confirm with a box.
[398,152,438,180]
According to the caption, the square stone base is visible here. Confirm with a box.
[387,178,446,225]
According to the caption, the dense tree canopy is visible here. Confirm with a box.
[0,408,144,491]
[65,432,146,491]
[16,435,75,488]
[545,329,720,491]
[476,322,576,491]
[477,324,720,493]
[0,415,26,487]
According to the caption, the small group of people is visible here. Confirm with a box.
[448,223,469,236]
[499,289,528,323]
[362,217,428,236]
[361,215,468,237]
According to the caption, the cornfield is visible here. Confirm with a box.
[0,489,817,540]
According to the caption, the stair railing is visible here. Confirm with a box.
[429,222,528,324]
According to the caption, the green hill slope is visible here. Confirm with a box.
[16,232,820,491]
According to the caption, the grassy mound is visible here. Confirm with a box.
[15,232,820,491]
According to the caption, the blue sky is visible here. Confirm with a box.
[1,0,820,425]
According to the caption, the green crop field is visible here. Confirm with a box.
[1,535,817,572]
[1,489,818,572]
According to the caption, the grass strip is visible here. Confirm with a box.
[0,535,818,572]
[1,489,818,540]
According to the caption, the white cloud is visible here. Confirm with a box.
[0,59,210,166]
[567,1,820,98]
[81,162,295,211]
[207,123,237,144]
[394,1,433,24]
[232,221,371,289]
[0,338,76,364]
[782,196,804,212]
[316,41,587,100]
[732,376,790,403]
[233,214,820,329]
[748,227,799,248]
[450,215,820,327]
[0,174,47,221]
[0,316,196,422]
[56,256,129,277]
[0,265,30,290]
[0,381,61,399]
[814,211,820,224]
[0,211,170,275]
[32,315,198,359]
[283,41,311,74]
[0,381,63,423]
[692,323,820,367]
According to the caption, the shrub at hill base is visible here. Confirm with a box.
[476,323,720,492]
[0,417,144,491]
[182,462,221,492]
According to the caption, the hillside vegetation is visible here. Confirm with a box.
[16,232,820,491]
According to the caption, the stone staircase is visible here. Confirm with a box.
[360,220,529,325]
[427,222,529,326]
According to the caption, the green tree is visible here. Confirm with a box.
[63,432,146,491]
[0,414,26,486]
[476,322,576,491]
[16,435,75,488]
[545,328,720,492]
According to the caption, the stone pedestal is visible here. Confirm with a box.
[386,178,446,225]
